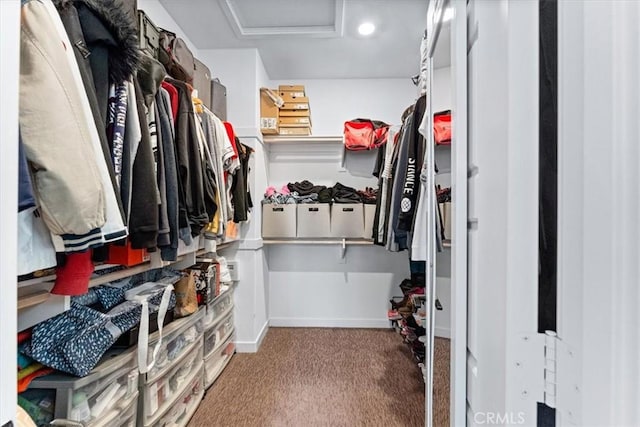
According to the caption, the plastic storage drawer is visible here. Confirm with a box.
[91,390,138,427]
[203,312,234,359]
[202,287,234,329]
[152,369,204,427]
[204,333,236,388]
[140,341,203,426]
[142,308,204,384]
[28,348,138,425]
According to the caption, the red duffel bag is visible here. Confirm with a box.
[433,110,451,145]
[344,119,389,151]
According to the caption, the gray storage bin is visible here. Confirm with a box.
[297,204,330,238]
[262,204,297,238]
[330,203,365,238]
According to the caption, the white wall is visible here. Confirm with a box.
[266,70,454,333]
[1,0,19,424]
[137,0,200,56]
[268,78,418,135]
[198,49,260,131]
[433,67,453,113]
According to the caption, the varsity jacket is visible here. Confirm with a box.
[20,0,106,240]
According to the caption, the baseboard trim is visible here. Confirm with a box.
[235,321,269,353]
[269,317,391,329]
[435,326,451,339]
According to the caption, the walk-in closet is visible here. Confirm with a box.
[4,0,640,426]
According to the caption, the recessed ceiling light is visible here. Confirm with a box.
[442,7,454,22]
[358,22,375,36]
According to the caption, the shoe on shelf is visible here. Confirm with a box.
[390,295,409,310]
[435,298,443,311]
[387,309,402,320]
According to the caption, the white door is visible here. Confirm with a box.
[423,0,468,425]
[466,0,540,425]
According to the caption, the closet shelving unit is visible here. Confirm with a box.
[263,239,372,245]
[263,135,343,145]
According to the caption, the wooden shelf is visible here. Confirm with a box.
[18,291,50,310]
[263,239,374,246]
[443,240,452,248]
[263,135,343,144]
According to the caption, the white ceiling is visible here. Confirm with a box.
[158,0,450,79]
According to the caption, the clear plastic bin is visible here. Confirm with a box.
[203,312,234,359]
[91,390,137,427]
[143,308,204,384]
[204,333,236,389]
[141,341,203,426]
[28,348,138,425]
[202,287,234,329]
[153,370,204,427]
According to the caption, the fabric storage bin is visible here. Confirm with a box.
[28,348,138,425]
[143,308,204,384]
[152,369,204,427]
[203,312,234,359]
[443,201,453,241]
[140,341,203,426]
[297,204,330,238]
[330,203,364,238]
[362,204,376,240]
[262,204,296,238]
[204,333,236,389]
[202,286,234,329]
[91,390,137,427]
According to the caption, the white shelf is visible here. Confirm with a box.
[263,239,373,246]
[263,135,343,144]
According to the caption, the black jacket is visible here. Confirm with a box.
[396,95,426,232]
[129,79,160,249]
[166,79,210,237]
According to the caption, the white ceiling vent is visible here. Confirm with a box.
[218,0,344,38]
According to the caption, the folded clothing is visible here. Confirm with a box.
[331,182,362,204]
[358,187,378,204]
[287,180,327,197]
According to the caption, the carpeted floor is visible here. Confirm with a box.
[189,328,450,427]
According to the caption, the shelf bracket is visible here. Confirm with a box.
[338,145,347,172]
[339,238,347,263]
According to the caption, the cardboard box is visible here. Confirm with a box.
[279,93,307,103]
[279,109,311,117]
[262,204,297,238]
[278,127,312,136]
[362,204,376,240]
[260,88,279,135]
[281,101,310,111]
[278,84,305,93]
[279,116,311,126]
[297,204,330,238]
[107,241,149,266]
[330,203,364,238]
